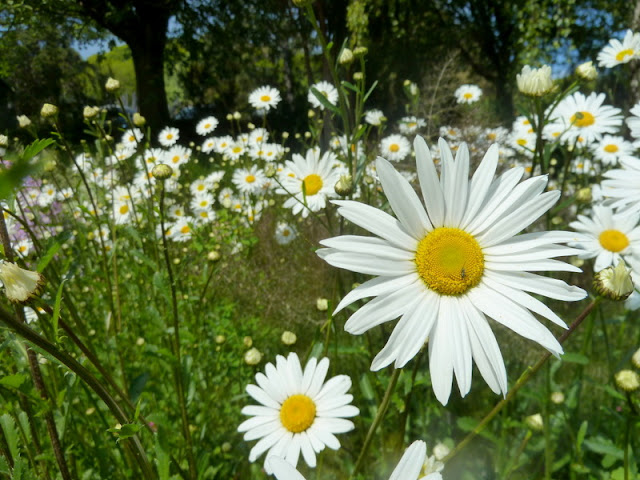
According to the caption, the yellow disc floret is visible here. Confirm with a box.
[415,227,484,295]
[571,111,595,127]
[604,144,619,153]
[616,49,635,62]
[599,229,629,252]
[280,394,316,433]
[303,174,323,196]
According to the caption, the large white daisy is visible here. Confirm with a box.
[308,81,339,110]
[249,86,282,111]
[548,92,623,144]
[318,137,586,405]
[268,440,442,480]
[380,134,412,162]
[597,30,640,68]
[277,148,341,217]
[454,84,482,104]
[569,205,640,272]
[238,353,358,474]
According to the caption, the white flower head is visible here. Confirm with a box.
[454,84,482,104]
[0,261,45,303]
[249,86,281,111]
[517,65,554,96]
[318,136,586,405]
[597,30,640,68]
[308,81,339,110]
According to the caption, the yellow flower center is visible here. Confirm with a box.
[408,122,417,128]
[415,227,484,295]
[389,143,400,152]
[204,123,211,129]
[180,225,190,234]
[487,132,497,140]
[571,111,595,127]
[280,394,316,433]
[246,175,256,183]
[463,92,473,99]
[604,144,619,153]
[172,155,180,163]
[198,184,205,191]
[260,95,271,102]
[119,205,129,215]
[232,146,242,154]
[616,49,634,62]
[166,133,173,140]
[283,229,290,237]
[599,229,629,252]
[303,174,323,195]
[517,138,527,146]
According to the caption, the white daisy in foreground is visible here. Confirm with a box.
[308,81,339,110]
[597,30,640,68]
[454,84,482,104]
[238,353,358,474]
[0,261,44,303]
[269,440,442,480]
[380,134,411,162]
[196,116,218,136]
[548,91,622,144]
[569,205,640,272]
[249,85,282,111]
[277,148,341,217]
[318,136,586,405]
[158,126,179,147]
[601,156,640,211]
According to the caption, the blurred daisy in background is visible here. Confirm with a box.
[365,109,385,126]
[399,116,426,135]
[158,126,179,147]
[233,166,266,195]
[238,353,358,474]
[454,84,482,104]
[275,222,297,245]
[308,81,339,110]
[319,136,586,405]
[591,135,634,165]
[196,116,218,136]
[380,134,411,162]
[249,86,282,111]
[597,29,640,68]
[569,204,640,272]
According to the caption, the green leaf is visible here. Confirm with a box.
[309,87,340,115]
[129,372,150,404]
[0,414,20,460]
[576,420,588,454]
[561,352,589,365]
[108,423,143,442]
[0,373,27,389]
[155,438,170,480]
[363,80,379,103]
[456,417,498,443]
[36,242,62,273]
[22,138,55,162]
[583,437,624,459]
[359,374,375,401]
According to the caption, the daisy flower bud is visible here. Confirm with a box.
[353,72,364,81]
[243,336,253,348]
[525,413,544,431]
[316,298,328,311]
[83,106,100,119]
[339,47,354,64]
[550,391,565,404]
[133,113,146,126]
[105,77,120,92]
[576,61,597,81]
[334,174,353,197]
[152,164,173,180]
[593,260,634,301]
[244,347,262,365]
[40,103,59,118]
[207,251,220,261]
[215,335,226,344]
[517,65,554,97]
[17,115,31,128]
[0,261,45,303]
[281,330,297,345]
[353,46,368,57]
[0,134,8,147]
[615,369,640,392]
[632,347,640,369]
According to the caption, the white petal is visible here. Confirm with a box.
[485,258,582,273]
[333,274,418,314]
[468,283,563,356]
[446,143,470,227]
[249,428,286,462]
[313,417,355,434]
[306,358,330,398]
[388,440,426,480]
[320,235,415,260]
[246,384,281,409]
[482,231,588,255]
[376,156,432,238]
[344,280,423,334]
[484,245,583,263]
[485,270,586,301]
[332,200,417,250]
[269,457,307,480]
[299,432,317,467]
[460,144,500,229]
[243,419,282,441]
[428,314,454,406]
[450,296,473,397]
[320,250,415,276]
[415,136,445,226]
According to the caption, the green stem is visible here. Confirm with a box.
[158,182,197,480]
[442,298,599,464]
[0,307,155,479]
[350,368,402,479]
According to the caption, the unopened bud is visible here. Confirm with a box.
[17,115,31,128]
[152,164,173,180]
[40,103,58,118]
[83,106,100,119]
[525,413,544,431]
[353,72,364,81]
[339,48,354,65]
[243,336,253,348]
[334,174,353,196]
[133,113,146,127]
[615,369,640,392]
[208,251,220,261]
[576,61,597,81]
[353,46,368,57]
[281,331,297,345]
[632,347,640,369]
[550,391,565,404]
[105,77,120,92]
[316,298,328,311]
[594,260,634,301]
[244,347,262,365]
